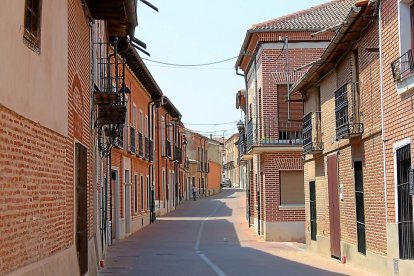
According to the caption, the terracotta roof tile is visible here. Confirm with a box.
[252,0,357,31]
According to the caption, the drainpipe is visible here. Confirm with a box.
[378,0,388,225]
[148,101,156,223]
[254,50,262,236]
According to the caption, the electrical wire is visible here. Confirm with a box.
[183,121,239,126]
[142,55,239,67]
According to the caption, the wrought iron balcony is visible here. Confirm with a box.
[303,112,323,154]
[149,140,153,162]
[174,146,182,163]
[261,119,303,145]
[115,124,124,148]
[166,140,172,158]
[391,49,414,81]
[93,40,128,126]
[138,132,143,157]
[145,137,150,160]
[246,120,253,151]
[335,83,363,140]
[129,126,136,154]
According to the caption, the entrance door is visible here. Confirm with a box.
[75,143,88,275]
[111,170,120,239]
[396,144,414,259]
[327,153,341,259]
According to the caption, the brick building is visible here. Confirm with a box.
[185,130,210,198]
[291,1,387,273]
[223,133,239,188]
[235,0,356,241]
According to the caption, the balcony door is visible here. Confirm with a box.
[327,153,341,259]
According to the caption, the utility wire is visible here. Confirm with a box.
[142,55,239,67]
[183,121,239,126]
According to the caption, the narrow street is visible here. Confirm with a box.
[101,190,373,276]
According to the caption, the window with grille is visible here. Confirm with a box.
[335,84,349,139]
[309,181,317,241]
[354,161,366,254]
[24,0,42,52]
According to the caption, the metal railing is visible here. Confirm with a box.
[166,140,172,158]
[335,83,363,140]
[391,49,414,81]
[145,137,150,160]
[174,146,182,163]
[138,132,143,157]
[303,112,323,154]
[149,140,153,162]
[246,120,253,151]
[129,126,136,154]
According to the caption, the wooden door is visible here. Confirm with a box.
[327,154,341,259]
[75,143,88,275]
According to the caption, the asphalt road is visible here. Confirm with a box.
[101,189,375,276]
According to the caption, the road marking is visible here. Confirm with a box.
[284,242,306,251]
[194,200,226,276]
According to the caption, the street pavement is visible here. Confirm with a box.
[101,189,376,276]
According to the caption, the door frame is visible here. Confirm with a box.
[111,167,120,239]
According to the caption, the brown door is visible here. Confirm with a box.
[75,143,88,275]
[327,153,341,259]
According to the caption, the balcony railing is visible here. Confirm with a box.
[93,41,127,126]
[138,132,143,157]
[391,49,414,81]
[145,137,150,160]
[149,140,153,162]
[335,83,363,140]
[166,140,172,158]
[129,126,136,154]
[303,112,323,154]
[174,146,182,163]
[261,119,303,145]
[246,120,253,151]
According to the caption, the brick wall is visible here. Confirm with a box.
[261,152,304,222]
[0,105,68,273]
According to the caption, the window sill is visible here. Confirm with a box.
[396,73,414,96]
[279,204,305,210]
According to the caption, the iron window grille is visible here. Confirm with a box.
[23,0,42,52]
[334,83,363,140]
[129,126,136,154]
[391,49,414,82]
[396,145,414,260]
[138,132,143,157]
[303,112,323,154]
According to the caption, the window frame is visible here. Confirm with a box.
[23,0,42,53]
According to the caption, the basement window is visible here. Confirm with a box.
[23,0,42,53]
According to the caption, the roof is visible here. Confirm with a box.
[252,0,356,31]
[290,1,376,95]
[235,0,357,70]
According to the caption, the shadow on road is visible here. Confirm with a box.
[101,189,350,276]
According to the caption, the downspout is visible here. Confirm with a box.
[254,49,262,236]
[165,113,169,212]
[147,101,155,223]
[378,0,388,225]
[156,106,161,210]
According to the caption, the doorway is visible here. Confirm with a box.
[327,153,341,259]
[75,143,88,275]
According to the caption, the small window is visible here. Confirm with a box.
[280,171,305,205]
[23,0,42,52]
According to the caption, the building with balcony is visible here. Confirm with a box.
[291,1,386,273]
[235,0,355,241]
[155,97,183,215]
[223,133,241,188]
[185,129,210,198]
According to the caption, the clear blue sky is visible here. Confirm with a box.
[136,0,328,137]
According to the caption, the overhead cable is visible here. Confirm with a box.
[142,56,239,67]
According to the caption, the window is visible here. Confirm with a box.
[140,175,144,211]
[139,111,143,133]
[134,175,138,213]
[280,171,304,205]
[24,0,42,52]
[146,176,150,210]
[309,181,317,241]
[161,116,165,156]
[354,161,366,254]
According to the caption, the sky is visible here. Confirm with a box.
[136,0,328,137]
